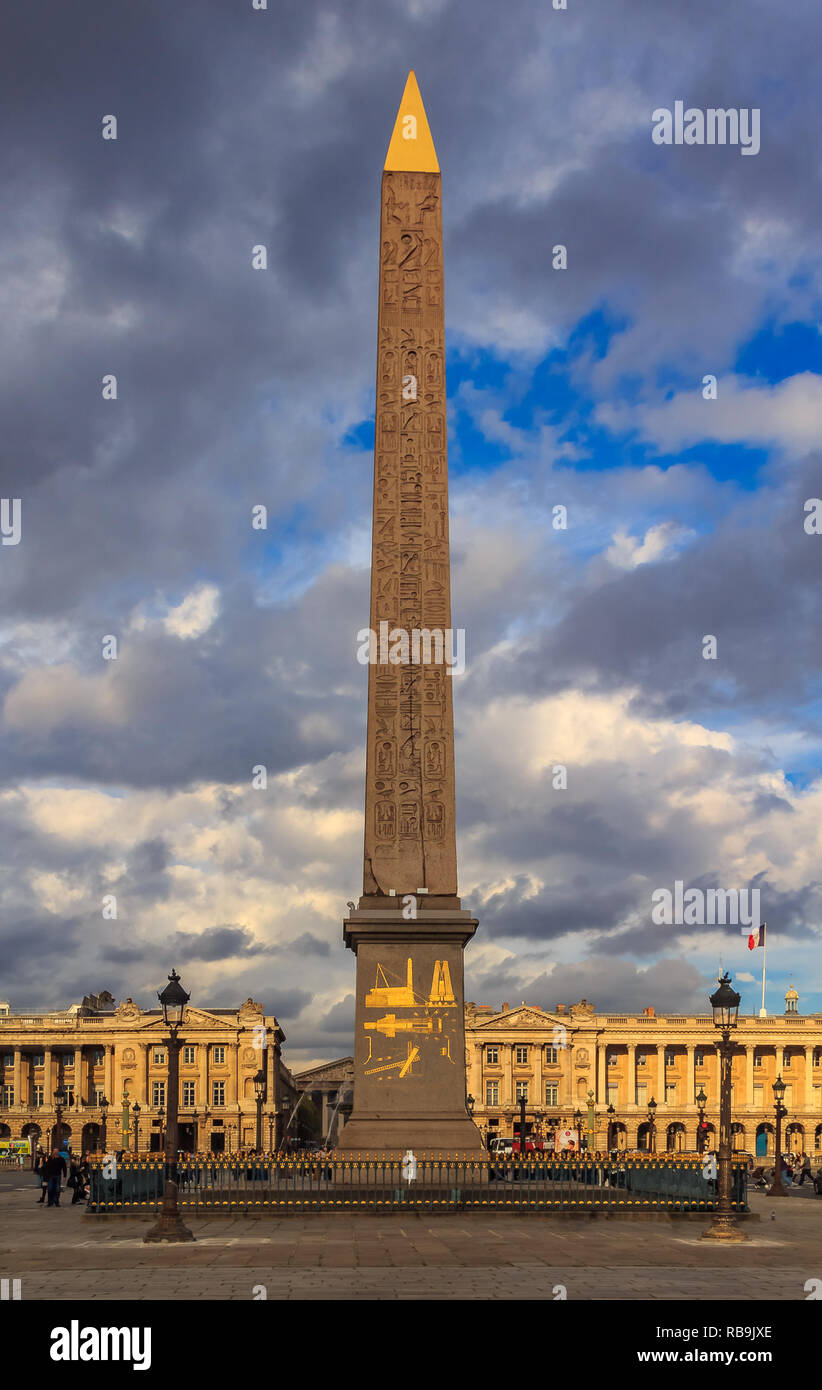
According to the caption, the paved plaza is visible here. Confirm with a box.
[1,1170,819,1300]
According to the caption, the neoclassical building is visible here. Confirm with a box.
[294,1057,354,1147]
[0,990,298,1154]
[465,988,822,1157]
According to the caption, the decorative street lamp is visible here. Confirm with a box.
[767,1074,788,1198]
[606,1103,616,1152]
[132,1102,141,1153]
[157,1105,165,1153]
[586,1088,596,1154]
[696,1086,708,1155]
[267,1110,276,1153]
[119,1086,131,1149]
[702,973,746,1242]
[573,1108,583,1153]
[99,1095,109,1152]
[53,1083,67,1152]
[647,1097,657,1153]
[253,1068,266,1152]
[144,969,194,1244]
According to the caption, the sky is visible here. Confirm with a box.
[2,0,821,1068]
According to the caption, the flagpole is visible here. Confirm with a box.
[759,922,767,1018]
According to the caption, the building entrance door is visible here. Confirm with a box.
[210,1130,225,1153]
[178,1123,196,1153]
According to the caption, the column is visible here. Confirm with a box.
[504,1044,514,1106]
[534,1043,543,1111]
[657,1045,665,1106]
[597,1042,606,1104]
[74,1047,82,1107]
[228,1044,238,1105]
[685,1043,694,1106]
[13,1049,22,1109]
[272,1041,281,1148]
[44,1048,52,1107]
[200,1043,210,1113]
[805,1046,814,1109]
[746,1044,754,1107]
[627,1044,636,1106]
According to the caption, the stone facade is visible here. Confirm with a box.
[0,993,297,1154]
[465,992,822,1156]
[293,1057,354,1147]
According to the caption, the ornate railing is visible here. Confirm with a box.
[84,1153,749,1213]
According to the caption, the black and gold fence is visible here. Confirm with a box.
[85,1154,749,1212]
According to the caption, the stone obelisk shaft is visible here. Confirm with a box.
[362,90,457,905]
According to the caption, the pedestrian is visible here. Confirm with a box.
[796,1153,812,1187]
[42,1149,67,1207]
[34,1147,47,1203]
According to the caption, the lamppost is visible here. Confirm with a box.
[606,1103,616,1152]
[144,968,195,1244]
[702,972,746,1242]
[647,1097,657,1153]
[586,1088,596,1153]
[518,1094,528,1153]
[119,1086,131,1150]
[696,1087,708,1154]
[157,1106,165,1154]
[253,1068,266,1152]
[267,1110,276,1152]
[573,1108,583,1153]
[53,1083,67,1152]
[99,1096,109,1152]
[132,1102,141,1153]
[767,1074,787,1198]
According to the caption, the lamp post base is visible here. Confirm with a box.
[701,1212,748,1243]
[143,1212,196,1244]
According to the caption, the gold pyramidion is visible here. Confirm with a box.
[384,70,439,172]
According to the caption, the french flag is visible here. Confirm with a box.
[742,922,766,951]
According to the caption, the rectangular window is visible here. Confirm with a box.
[695,1051,705,1067]
[514,1046,528,1065]
[485,1046,499,1065]
[485,1081,499,1106]
[783,1085,793,1108]
[544,1046,558,1065]
[753,1085,763,1108]
[544,1083,558,1106]
[95,1088,106,1106]
[152,1081,166,1108]
[608,1054,619,1066]
[64,1089,74,1108]
[515,1081,528,1101]
[635,1083,647,1106]
[665,1084,676,1103]
[182,1081,196,1107]
[753,1053,762,1068]
[183,1045,196,1065]
[32,1084,43,1106]
[2,1053,13,1067]
[636,1053,646,1067]
[153,1048,166,1066]
[2,1085,13,1106]
[212,1080,226,1107]
[63,1052,75,1067]
[665,1050,676,1066]
[213,1046,226,1065]
[606,1085,618,1106]
[91,1048,104,1066]
[32,1053,45,1067]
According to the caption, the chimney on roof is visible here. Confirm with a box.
[556,1003,565,1015]
[501,1001,509,1011]
[643,1005,655,1017]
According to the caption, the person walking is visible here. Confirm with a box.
[34,1147,47,1203]
[42,1149,67,1207]
[796,1153,813,1187]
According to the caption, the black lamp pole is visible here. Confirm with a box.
[518,1094,527,1153]
[606,1103,615,1151]
[647,1097,657,1153]
[253,1069,266,1152]
[767,1075,787,1198]
[53,1084,67,1153]
[267,1110,275,1152]
[132,1103,141,1153]
[99,1096,109,1152]
[696,1087,707,1155]
[702,973,746,1242]
[144,969,195,1244]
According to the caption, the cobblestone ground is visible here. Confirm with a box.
[1,1173,819,1300]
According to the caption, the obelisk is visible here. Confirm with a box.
[338,72,484,1153]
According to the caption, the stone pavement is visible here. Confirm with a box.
[2,1172,819,1300]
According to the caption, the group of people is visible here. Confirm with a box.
[33,1148,91,1207]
